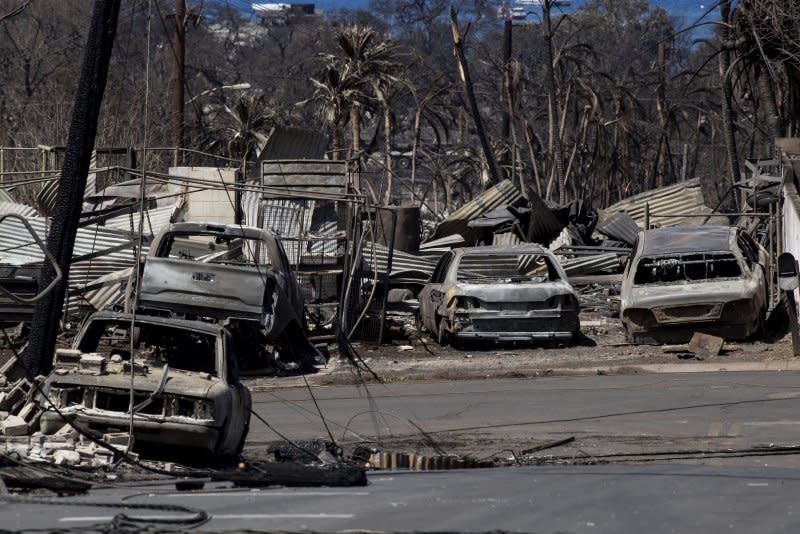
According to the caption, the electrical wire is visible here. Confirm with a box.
[119,0,155,466]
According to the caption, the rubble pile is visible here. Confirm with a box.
[0,358,135,469]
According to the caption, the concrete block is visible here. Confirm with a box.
[102,432,131,447]
[0,379,31,412]
[1,415,29,436]
[53,449,81,466]
[17,402,41,431]
[54,348,82,370]
[688,332,724,359]
[0,356,25,382]
[78,353,106,375]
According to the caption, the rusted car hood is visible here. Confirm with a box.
[47,369,216,398]
[448,280,574,302]
[628,278,758,308]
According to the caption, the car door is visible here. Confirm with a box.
[419,252,454,333]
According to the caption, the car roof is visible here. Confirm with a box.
[639,225,735,256]
[165,222,274,241]
[454,244,549,256]
[85,311,224,336]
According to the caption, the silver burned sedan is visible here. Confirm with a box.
[620,225,768,344]
[418,245,580,346]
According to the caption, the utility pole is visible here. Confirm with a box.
[173,0,186,157]
[24,0,121,377]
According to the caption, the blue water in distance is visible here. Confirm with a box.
[313,0,719,28]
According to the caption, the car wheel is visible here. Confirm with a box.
[437,318,450,346]
[235,422,250,457]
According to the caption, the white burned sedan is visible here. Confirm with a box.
[620,225,768,344]
[418,245,580,346]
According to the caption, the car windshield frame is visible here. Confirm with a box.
[76,319,221,377]
[455,252,562,283]
[632,251,744,286]
[157,231,271,268]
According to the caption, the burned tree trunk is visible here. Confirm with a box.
[450,7,500,187]
[718,0,740,212]
[24,0,121,377]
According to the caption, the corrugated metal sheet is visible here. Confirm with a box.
[366,243,440,278]
[493,232,521,246]
[37,152,98,216]
[425,179,524,243]
[77,267,131,312]
[103,206,175,236]
[596,211,640,245]
[0,201,38,218]
[560,252,621,277]
[0,216,136,317]
[261,160,349,196]
[600,178,711,228]
[258,126,327,161]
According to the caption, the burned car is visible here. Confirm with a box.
[418,245,580,346]
[620,225,768,344]
[138,222,320,370]
[39,312,251,457]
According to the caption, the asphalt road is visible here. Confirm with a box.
[248,371,800,459]
[4,463,800,532]
[4,371,800,532]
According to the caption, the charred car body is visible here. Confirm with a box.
[620,225,768,344]
[137,222,320,370]
[39,312,251,457]
[418,245,580,345]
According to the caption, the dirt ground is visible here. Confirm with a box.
[232,308,799,393]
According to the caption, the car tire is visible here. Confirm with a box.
[235,422,250,457]
[437,318,449,346]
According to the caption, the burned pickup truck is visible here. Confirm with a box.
[418,245,580,346]
[620,225,768,344]
[137,222,320,371]
[39,311,251,458]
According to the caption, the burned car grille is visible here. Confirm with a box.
[652,304,722,323]
[471,318,564,332]
[48,386,214,420]
[95,390,165,416]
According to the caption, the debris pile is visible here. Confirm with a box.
[0,369,130,469]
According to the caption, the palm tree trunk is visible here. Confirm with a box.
[332,127,342,160]
[719,0,739,212]
[383,106,392,205]
[411,106,422,195]
[758,65,784,138]
[350,105,361,158]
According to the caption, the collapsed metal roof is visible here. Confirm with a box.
[639,225,735,256]
[600,178,712,228]
[424,179,524,244]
